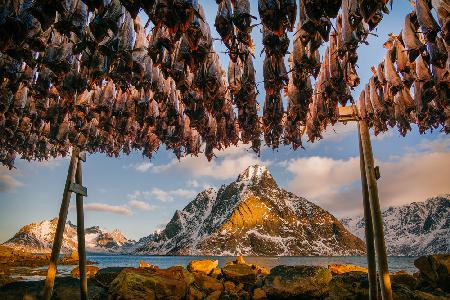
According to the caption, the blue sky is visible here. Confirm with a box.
[1,1,449,242]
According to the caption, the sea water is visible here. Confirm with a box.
[15,255,419,281]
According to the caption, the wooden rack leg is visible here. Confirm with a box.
[358,123,379,300]
[359,121,393,300]
[43,148,80,300]
[76,159,88,300]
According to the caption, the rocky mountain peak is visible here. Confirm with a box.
[341,195,450,256]
[3,219,133,253]
[235,165,277,192]
[135,165,366,256]
[237,165,270,181]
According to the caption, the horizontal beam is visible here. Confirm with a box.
[69,183,87,197]
[338,105,358,122]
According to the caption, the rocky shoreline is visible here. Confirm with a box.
[0,245,449,299]
[0,246,96,286]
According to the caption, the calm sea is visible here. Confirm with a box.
[13,255,419,281]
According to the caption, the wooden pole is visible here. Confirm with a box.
[75,159,88,300]
[43,148,80,300]
[358,122,379,300]
[359,120,393,300]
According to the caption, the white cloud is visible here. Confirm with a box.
[284,148,450,217]
[133,162,154,172]
[31,158,64,169]
[322,122,358,141]
[286,156,360,199]
[378,151,450,208]
[171,188,197,198]
[150,188,172,202]
[149,187,197,202]
[0,167,23,192]
[304,122,358,149]
[128,199,155,211]
[141,143,271,180]
[84,203,132,216]
[372,129,394,141]
[128,187,197,203]
[417,135,450,152]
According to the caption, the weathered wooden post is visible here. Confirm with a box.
[358,123,379,300]
[43,148,80,300]
[75,153,88,300]
[359,120,393,300]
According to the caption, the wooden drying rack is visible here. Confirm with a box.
[42,105,393,300]
[338,105,392,300]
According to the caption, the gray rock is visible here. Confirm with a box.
[263,265,332,299]
[414,254,450,292]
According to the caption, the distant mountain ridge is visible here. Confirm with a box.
[2,218,134,253]
[341,195,450,256]
[133,165,366,256]
[5,167,447,257]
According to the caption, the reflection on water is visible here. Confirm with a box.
[18,255,419,281]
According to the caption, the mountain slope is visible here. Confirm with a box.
[135,165,366,256]
[3,218,134,253]
[341,195,450,256]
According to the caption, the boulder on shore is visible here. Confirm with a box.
[109,266,194,299]
[253,287,267,299]
[210,268,222,278]
[139,260,160,270]
[328,264,368,275]
[0,277,107,300]
[329,270,450,300]
[187,259,218,275]
[70,251,79,261]
[93,267,126,287]
[263,265,332,299]
[221,257,269,286]
[328,271,370,299]
[192,272,223,294]
[391,270,418,290]
[222,263,258,284]
[235,255,246,265]
[71,265,99,279]
[414,254,450,292]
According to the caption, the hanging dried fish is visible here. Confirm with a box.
[233,0,253,33]
[215,0,234,49]
[431,0,450,43]
[426,37,447,68]
[384,46,403,95]
[263,92,284,148]
[263,54,288,97]
[262,27,290,57]
[402,12,425,62]
[258,0,296,36]
[415,0,441,42]
[89,0,124,42]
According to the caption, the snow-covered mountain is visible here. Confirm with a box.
[134,165,366,256]
[341,195,450,256]
[2,218,134,253]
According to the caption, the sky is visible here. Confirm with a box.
[0,1,449,242]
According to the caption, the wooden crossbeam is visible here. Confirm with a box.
[69,183,88,197]
[338,105,359,122]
